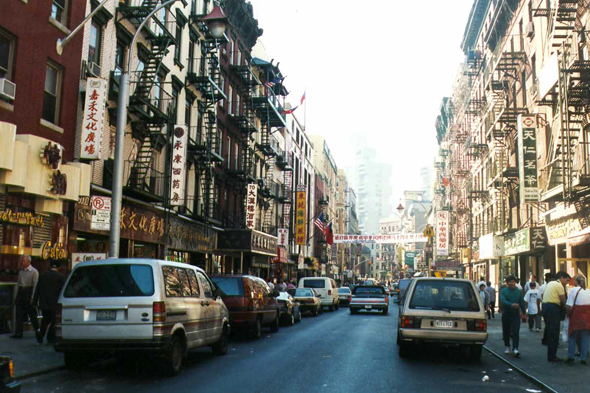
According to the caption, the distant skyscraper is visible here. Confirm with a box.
[354,147,393,234]
[420,166,433,201]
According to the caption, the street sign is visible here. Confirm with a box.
[423,226,435,238]
[91,196,111,230]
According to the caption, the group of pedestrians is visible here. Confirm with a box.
[11,255,66,345]
[480,270,590,365]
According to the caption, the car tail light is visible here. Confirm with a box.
[475,319,487,331]
[55,303,62,324]
[349,296,352,303]
[328,290,332,296]
[9,359,14,378]
[153,301,166,323]
[401,316,414,328]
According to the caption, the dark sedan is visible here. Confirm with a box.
[277,292,302,326]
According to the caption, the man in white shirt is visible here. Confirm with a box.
[524,282,542,331]
[524,275,537,293]
[12,255,40,338]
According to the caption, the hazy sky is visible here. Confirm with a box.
[249,0,474,205]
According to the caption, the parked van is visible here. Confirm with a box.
[55,259,230,375]
[209,275,280,339]
[298,277,339,311]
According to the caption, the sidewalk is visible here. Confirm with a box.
[485,314,585,393]
[0,331,64,379]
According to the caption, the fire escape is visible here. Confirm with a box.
[186,11,228,223]
[114,1,178,202]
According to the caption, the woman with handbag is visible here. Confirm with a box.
[565,275,590,365]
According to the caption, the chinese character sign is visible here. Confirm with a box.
[81,78,107,159]
[518,115,539,203]
[333,233,428,244]
[245,183,258,229]
[284,171,292,228]
[295,190,306,245]
[436,211,449,256]
[170,126,188,206]
[278,228,289,247]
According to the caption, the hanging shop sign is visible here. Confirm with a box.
[544,204,589,245]
[40,241,67,260]
[436,211,449,256]
[170,125,188,206]
[71,252,107,269]
[90,196,111,230]
[283,170,292,228]
[246,183,258,229]
[298,254,305,270]
[80,77,107,159]
[41,142,62,170]
[272,247,288,264]
[277,228,288,247]
[295,188,307,245]
[405,251,416,267]
[479,233,504,259]
[0,209,45,227]
[167,215,216,253]
[333,233,428,244]
[216,229,278,257]
[517,115,540,203]
[503,227,546,255]
[435,260,462,271]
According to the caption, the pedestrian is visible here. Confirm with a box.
[476,277,487,290]
[515,277,523,291]
[524,282,542,332]
[565,275,590,365]
[539,272,555,345]
[32,261,66,344]
[524,275,537,293]
[500,275,525,357]
[266,278,275,292]
[286,280,296,290]
[485,281,496,319]
[12,255,40,339]
[275,279,287,292]
[542,271,571,362]
[479,283,490,316]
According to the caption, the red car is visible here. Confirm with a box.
[210,275,280,339]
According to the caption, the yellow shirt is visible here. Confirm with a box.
[543,281,565,305]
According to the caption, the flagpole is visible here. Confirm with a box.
[303,87,307,132]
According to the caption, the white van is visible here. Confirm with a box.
[298,277,339,311]
[55,259,230,375]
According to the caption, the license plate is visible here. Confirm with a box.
[97,310,117,321]
[435,320,453,328]
[365,305,372,309]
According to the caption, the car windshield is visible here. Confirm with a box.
[64,264,154,297]
[210,277,245,297]
[295,288,313,297]
[409,280,480,312]
[353,286,385,294]
[338,288,350,294]
[302,279,325,289]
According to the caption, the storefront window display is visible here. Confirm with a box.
[500,256,517,285]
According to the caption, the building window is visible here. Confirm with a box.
[42,62,62,124]
[88,21,102,65]
[174,23,182,65]
[115,41,125,73]
[228,85,233,114]
[185,98,192,128]
[188,40,195,73]
[234,142,239,169]
[0,29,16,80]
[230,39,234,65]
[226,136,231,167]
[51,0,68,25]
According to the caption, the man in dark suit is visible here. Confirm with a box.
[33,262,66,344]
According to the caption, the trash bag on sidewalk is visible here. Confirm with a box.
[562,318,569,343]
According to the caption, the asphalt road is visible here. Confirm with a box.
[22,299,545,393]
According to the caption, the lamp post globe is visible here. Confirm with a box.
[201,6,228,38]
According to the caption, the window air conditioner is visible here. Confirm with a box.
[0,78,16,101]
[87,62,101,77]
[526,22,534,38]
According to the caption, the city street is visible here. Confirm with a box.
[22,300,542,393]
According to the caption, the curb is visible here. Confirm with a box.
[483,345,558,393]
[16,366,64,381]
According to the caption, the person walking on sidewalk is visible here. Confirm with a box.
[565,275,590,365]
[485,281,496,319]
[542,271,571,362]
[32,262,66,344]
[524,275,537,294]
[500,275,525,357]
[524,282,542,331]
[12,255,40,339]
[479,283,490,317]
[539,272,555,345]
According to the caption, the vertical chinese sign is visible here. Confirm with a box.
[284,169,292,228]
[518,115,539,203]
[278,228,288,247]
[170,126,187,206]
[295,188,306,245]
[436,211,449,256]
[245,183,258,229]
[80,78,107,159]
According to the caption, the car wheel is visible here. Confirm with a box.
[399,341,411,358]
[251,317,262,339]
[270,312,280,333]
[329,304,334,312]
[469,344,483,361]
[296,309,302,322]
[383,307,389,315]
[166,335,184,375]
[289,313,295,326]
[314,307,319,317]
[350,308,357,315]
[335,302,339,310]
[212,324,230,356]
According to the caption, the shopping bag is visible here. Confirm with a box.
[561,318,569,343]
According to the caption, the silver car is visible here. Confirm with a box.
[397,277,488,360]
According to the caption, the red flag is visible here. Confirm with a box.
[324,222,333,245]
[300,92,306,105]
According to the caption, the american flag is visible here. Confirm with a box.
[265,77,283,88]
[314,212,324,232]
